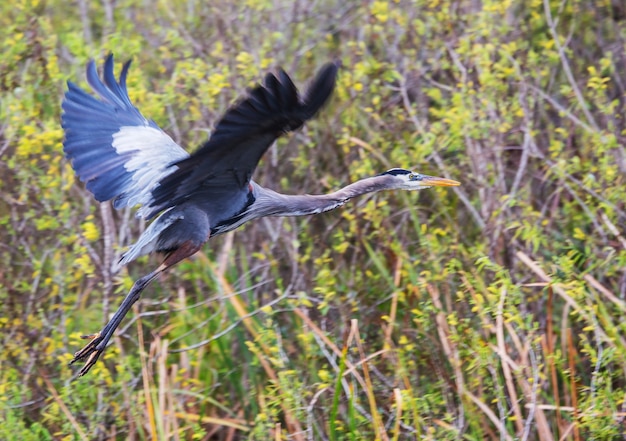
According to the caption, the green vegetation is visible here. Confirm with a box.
[1,0,625,439]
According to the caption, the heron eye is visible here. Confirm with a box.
[408,173,421,181]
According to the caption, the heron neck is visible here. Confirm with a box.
[252,176,386,218]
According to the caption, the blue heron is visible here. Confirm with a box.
[62,55,459,376]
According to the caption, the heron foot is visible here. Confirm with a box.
[70,331,108,376]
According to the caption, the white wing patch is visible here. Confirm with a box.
[111,125,189,216]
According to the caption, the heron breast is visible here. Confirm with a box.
[156,205,211,252]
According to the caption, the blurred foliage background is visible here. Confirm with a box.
[1,0,626,439]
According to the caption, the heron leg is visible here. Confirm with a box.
[70,241,203,376]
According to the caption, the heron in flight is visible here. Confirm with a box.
[62,54,460,376]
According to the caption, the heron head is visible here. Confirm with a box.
[380,168,461,190]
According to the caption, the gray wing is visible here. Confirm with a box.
[145,61,339,219]
[61,54,188,218]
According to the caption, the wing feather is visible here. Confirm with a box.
[146,61,339,218]
[62,54,188,217]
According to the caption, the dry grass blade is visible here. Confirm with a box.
[543,288,563,435]
[583,274,626,312]
[391,388,403,441]
[463,389,514,441]
[137,305,159,440]
[567,329,581,441]
[496,287,524,434]
[426,284,467,411]
[40,372,89,441]
[525,404,575,412]
[275,422,282,441]
[164,411,250,432]
[516,251,609,339]
[600,212,626,250]
[198,253,304,440]
[350,319,389,441]
[293,308,370,391]
[348,136,391,168]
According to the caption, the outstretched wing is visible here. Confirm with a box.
[145,61,339,219]
[62,54,188,218]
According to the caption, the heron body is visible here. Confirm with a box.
[62,55,459,376]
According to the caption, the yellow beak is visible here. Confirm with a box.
[419,175,461,187]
